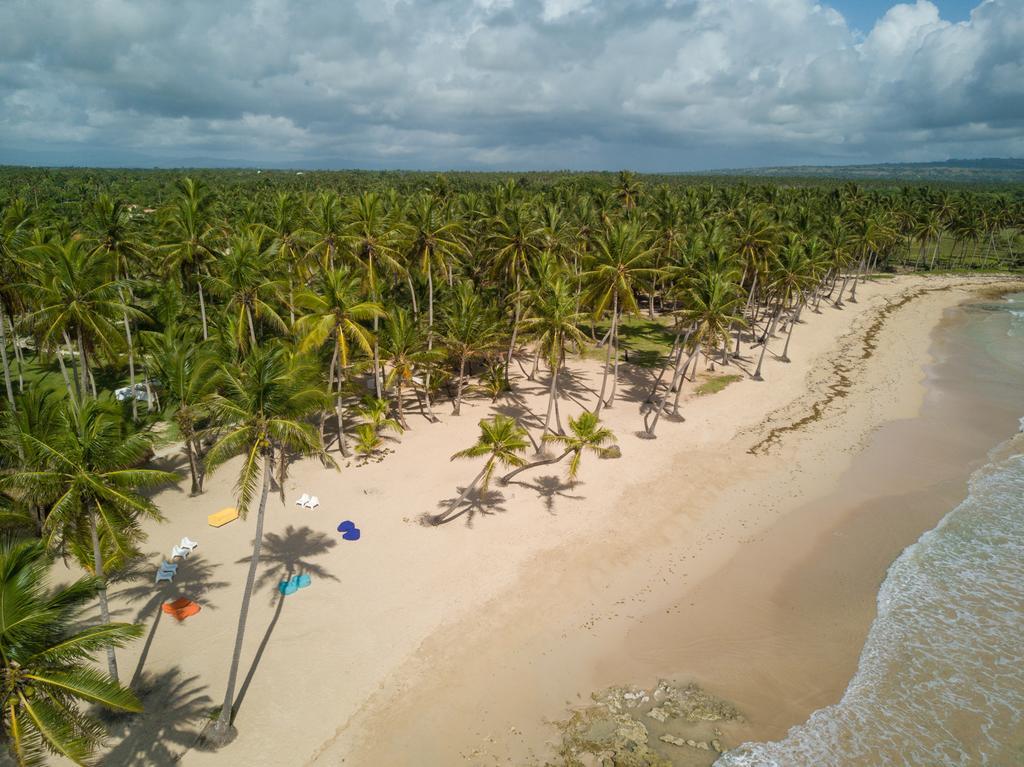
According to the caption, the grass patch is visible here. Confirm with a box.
[695,374,742,396]
[584,315,677,368]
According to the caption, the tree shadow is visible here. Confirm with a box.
[421,486,507,527]
[506,474,583,514]
[102,667,212,766]
[230,525,338,718]
[110,553,230,687]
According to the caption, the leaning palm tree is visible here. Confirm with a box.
[501,411,616,484]
[203,342,333,743]
[582,221,658,412]
[0,537,143,766]
[442,415,528,518]
[1,397,175,682]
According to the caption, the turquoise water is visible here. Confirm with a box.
[717,293,1024,767]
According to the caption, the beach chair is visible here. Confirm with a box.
[295,493,310,507]
[180,536,198,551]
[170,544,191,560]
[207,507,239,527]
[162,598,201,621]
[158,561,178,574]
[303,495,320,509]
[155,568,174,584]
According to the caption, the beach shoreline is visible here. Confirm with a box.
[87,273,1023,767]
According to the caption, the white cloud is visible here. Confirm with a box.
[0,0,1020,169]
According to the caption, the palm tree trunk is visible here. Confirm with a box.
[445,463,490,517]
[541,358,559,437]
[528,346,541,381]
[407,274,419,317]
[594,294,618,415]
[454,355,467,416]
[55,342,74,400]
[0,308,15,412]
[89,508,119,681]
[184,435,202,495]
[395,380,408,429]
[780,301,800,362]
[75,328,91,400]
[752,307,780,381]
[121,302,138,421]
[214,451,272,738]
[504,275,522,387]
[332,348,350,458]
[198,282,209,340]
[501,448,573,483]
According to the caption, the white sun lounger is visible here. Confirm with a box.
[295,493,311,507]
[155,569,174,584]
[180,536,199,551]
[171,545,191,560]
[158,561,178,573]
[303,495,320,509]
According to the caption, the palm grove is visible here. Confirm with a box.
[0,170,1021,763]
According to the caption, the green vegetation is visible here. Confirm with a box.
[696,374,743,396]
[0,165,1021,761]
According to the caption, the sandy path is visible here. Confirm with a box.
[87,273,1020,767]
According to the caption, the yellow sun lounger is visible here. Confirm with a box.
[208,507,239,528]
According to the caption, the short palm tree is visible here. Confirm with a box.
[203,342,333,742]
[2,398,174,682]
[441,281,503,415]
[0,538,143,766]
[501,411,616,484]
[445,415,528,516]
[380,308,443,428]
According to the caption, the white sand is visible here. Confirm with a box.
[85,274,1021,766]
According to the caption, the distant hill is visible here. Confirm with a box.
[707,158,1024,184]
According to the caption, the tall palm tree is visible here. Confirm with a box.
[380,308,443,428]
[23,238,132,400]
[158,177,220,340]
[441,280,503,416]
[203,343,332,743]
[519,276,587,437]
[0,538,143,766]
[582,221,657,412]
[145,324,217,494]
[295,266,385,456]
[1,397,175,681]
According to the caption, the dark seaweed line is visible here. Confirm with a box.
[747,286,950,456]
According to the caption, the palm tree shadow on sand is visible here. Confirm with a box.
[505,474,583,514]
[227,525,338,719]
[421,486,507,527]
[101,667,212,766]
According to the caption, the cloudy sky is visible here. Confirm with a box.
[0,0,1020,171]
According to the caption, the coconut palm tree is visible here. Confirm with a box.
[295,266,385,456]
[22,238,133,401]
[440,281,503,416]
[444,415,528,517]
[145,324,217,494]
[0,198,33,411]
[203,342,333,743]
[581,221,658,412]
[380,308,443,428]
[501,411,616,484]
[1,397,175,681]
[0,537,143,766]
[518,276,587,437]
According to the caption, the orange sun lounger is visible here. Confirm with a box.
[163,598,201,621]
[207,506,239,527]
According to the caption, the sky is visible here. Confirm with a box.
[0,0,1021,171]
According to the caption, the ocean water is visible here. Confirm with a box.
[717,292,1024,767]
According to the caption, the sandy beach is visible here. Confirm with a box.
[86,273,1022,766]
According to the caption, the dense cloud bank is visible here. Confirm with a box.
[0,0,1021,170]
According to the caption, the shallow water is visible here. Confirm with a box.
[717,293,1024,767]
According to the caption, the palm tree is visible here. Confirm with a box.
[158,177,220,340]
[380,308,443,428]
[295,267,385,456]
[440,281,503,416]
[345,192,405,399]
[0,198,34,410]
[0,538,143,766]
[353,397,402,460]
[444,415,528,517]
[518,276,586,437]
[582,221,658,412]
[501,411,616,484]
[23,237,132,400]
[203,343,332,743]
[1,397,175,681]
[204,230,287,351]
[614,170,642,213]
[145,324,217,494]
